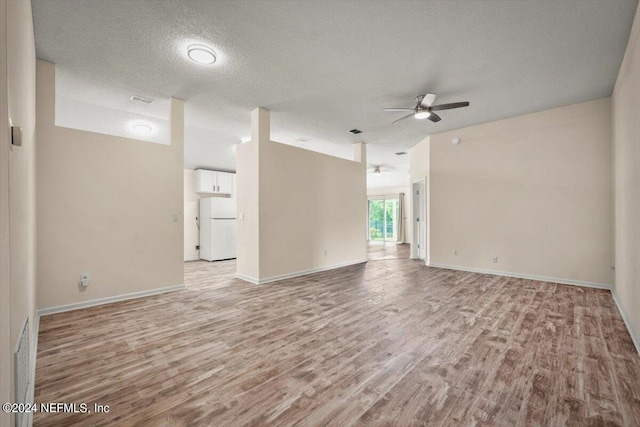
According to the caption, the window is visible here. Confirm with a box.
[368,196,399,242]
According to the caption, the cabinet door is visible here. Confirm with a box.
[195,170,216,193]
[216,172,234,194]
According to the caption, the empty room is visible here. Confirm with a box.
[2,0,640,426]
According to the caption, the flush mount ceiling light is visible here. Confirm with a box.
[414,110,431,120]
[187,44,217,64]
[132,124,152,135]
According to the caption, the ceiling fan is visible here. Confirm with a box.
[367,165,393,174]
[384,93,469,124]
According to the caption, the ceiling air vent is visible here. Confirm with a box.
[395,151,407,156]
[129,95,154,104]
[349,129,362,135]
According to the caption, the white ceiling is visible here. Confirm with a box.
[32,0,638,189]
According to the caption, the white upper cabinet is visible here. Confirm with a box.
[216,172,234,194]
[194,170,235,195]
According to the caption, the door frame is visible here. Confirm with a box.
[367,195,399,242]
[411,178,427,260]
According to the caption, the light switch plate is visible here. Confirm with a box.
[11,126,22,146]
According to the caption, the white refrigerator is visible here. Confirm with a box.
[199,197,237,261]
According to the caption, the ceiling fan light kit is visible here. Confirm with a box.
[384,93,469,124]
[187,44,217,64]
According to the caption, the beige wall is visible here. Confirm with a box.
[1,0,37,422]
[409,136,429,181]
[259,142,367,279]
[427,98,613,286]
[612,1,640,345]
[0,1,9,418]
[236,108,367,282]
[367,186,411,244]
[36,60,184,309]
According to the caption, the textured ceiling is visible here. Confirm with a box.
[32,0,638,188]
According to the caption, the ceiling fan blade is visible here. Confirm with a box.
[383,108,415,112]
[427,112,441,122]
[420,93,437,108]
[429,101,470,111]
[392,113,415,124]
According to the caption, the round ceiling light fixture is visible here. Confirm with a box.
[187,44,217,64]
[414,110,431,120]
[452,137,461,145]
[132,124,152,135]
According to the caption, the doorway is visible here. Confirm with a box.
[368,196,399,242]
[412,180,426,260]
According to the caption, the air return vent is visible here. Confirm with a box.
[129,95,154,104]
[15,319,30,427]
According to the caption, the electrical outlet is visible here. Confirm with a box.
[493,257,498,263]
[172,213,180,222]
[324,250,328,257]
[196,245,200,250]
[454,250,459,256]
[79,273,90,287]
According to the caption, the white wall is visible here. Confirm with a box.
[409,136,429,258]
[236,108,367,283]
[36,60,184,309]
[1,0,37,423]
[183,169,201,261]
[612,0,640,348]
[427,98,613,286]
[367,186,411,244]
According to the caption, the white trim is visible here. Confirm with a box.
[184,256,200,261]
[411,178,427,261]
[236,259,368,285]
[428,263,613,290]
[611,289,640,356]
[37,284,185,316]
[235,273,260,284]
[26,314,40,427]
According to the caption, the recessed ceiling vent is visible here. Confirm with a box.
[130,95,154,104]
[349,129,362,134]
[395,151,407,156]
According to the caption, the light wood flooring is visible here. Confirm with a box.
[34,243,640,426]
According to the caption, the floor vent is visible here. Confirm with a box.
[14,319,30,427]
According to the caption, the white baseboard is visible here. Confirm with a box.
[37,284,185,317]
[184,256,200,261]
[611,289,640,356]
[236,259,368,285]
[428,263,613,290]
[235,273,260,284]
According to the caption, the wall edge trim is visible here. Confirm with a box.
[37,284,186,317]
[236,259,368,285]
[428,263,613,290]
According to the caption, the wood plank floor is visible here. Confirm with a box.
[34,243,640,426]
